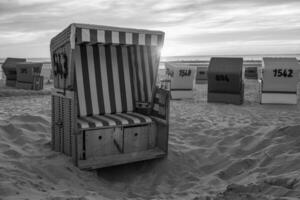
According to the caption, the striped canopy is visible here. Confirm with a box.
[75,27,163,47]
[50,23,164,50]
[72,24,164,117]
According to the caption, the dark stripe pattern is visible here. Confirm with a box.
[105,45,116,113]
[76,28,164,46]
[75,44,160,116]
[77,112,152,129]
[80,45,93,116]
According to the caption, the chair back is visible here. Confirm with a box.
[262,57,300,93]
[16,62,43,83]
[165,62,196,90]
[208,57,243,94]
[2,58,26,80]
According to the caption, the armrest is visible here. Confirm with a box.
[135,102,152,115]
[150,87,170,123]
[52,88,75,99]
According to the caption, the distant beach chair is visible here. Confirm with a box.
[244,67,258,79]
[196,66,208,84]
[243,60,261,80]
[207,57,244,105]
[259,57,300,104]
[16,62,44,90]
[50,23,169,169]
[1,57,26,87]
[165,62,196,99]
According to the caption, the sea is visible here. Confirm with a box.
[1,55,299,79]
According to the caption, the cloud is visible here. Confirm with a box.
[0,0,299,57]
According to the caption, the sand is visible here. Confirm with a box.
[0,80,300,200]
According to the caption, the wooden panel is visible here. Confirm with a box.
[52,95,62,152]
[148,124,157,149]
[63,98,73,155]
[151,87,170,122]
[124,125,149,153]
[85,128,122,158]
[155,121,169,153]
[16,82,33,90]
[78,147,166,170]
[51,43,72,90]
[51,95,55,150]
[5,80,16,87]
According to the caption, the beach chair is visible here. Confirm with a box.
[243,60,261,80]
[195,66,208,84]
[207,57,244,105]
[244,67,258,79]
[259,57,300,104]
[50,23,169,169]
[16,62,44,90]
[165,62,196,99]
[1,57,26,87]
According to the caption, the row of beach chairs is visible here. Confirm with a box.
[1,58,44,90]
[49,23,299,170]
[166,60,261,85]
[165,57,300,105]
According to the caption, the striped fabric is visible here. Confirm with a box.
[77,112,152,129]
[75,44,160,116]
[76,28,163,47]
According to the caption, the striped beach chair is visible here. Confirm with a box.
[207,57,244,105]
[50,23,170,169]
[259,57,300,104]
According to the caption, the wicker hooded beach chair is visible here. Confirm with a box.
[2,57,26,87]
[207,57,244,105]
[259,57,300,104]
[16,62,44,90]
[50,23,170,169]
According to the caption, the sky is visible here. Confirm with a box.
[0,0,299,58]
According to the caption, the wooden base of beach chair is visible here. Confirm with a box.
[260,93,298,104]
[5,80,16,87]
[208,92,244,105]
[75,122,168,170]
[51,92,75,156]
[16,81,33,90]
[171,90,193,99]
[51,88,170,169]
[78,147,166,169]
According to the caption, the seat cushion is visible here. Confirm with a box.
[77,112,152,129]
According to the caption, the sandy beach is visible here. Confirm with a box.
[0,79,300,200]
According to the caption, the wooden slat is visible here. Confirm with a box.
[78,147,166,170]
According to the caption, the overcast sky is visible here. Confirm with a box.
[0,0,299,58]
